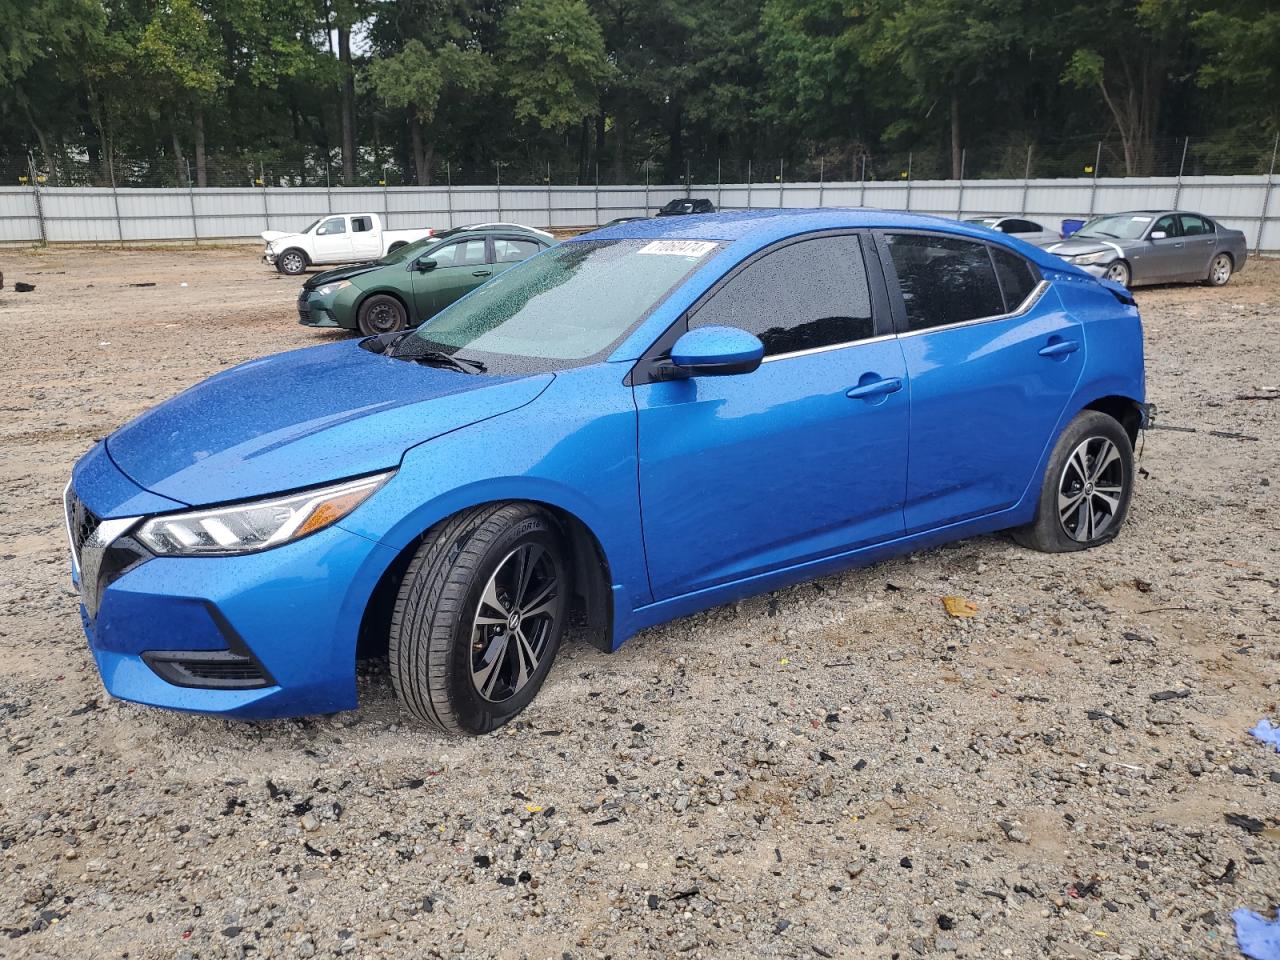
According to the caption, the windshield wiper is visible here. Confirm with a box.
[403,349,487,374]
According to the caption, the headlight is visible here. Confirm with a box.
[1069,251,1111,266]
[136,472,392,556]
[315,280,351,297]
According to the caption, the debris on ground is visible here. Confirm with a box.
[1249,718,1280,753]
[14,281,35,292]
[1233,907,1280,960]
[941,595,978,618]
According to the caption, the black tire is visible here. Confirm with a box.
[388,241,406,254]
[389,503,569,736]
[1011,410,1134,553]
[357,294,408,336]
[276,248,308,275]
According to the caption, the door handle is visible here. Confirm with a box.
[1038,339,1079,358]
[846,377,903,400]
[472,270,492,277]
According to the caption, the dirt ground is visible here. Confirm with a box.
[0,246,1277,960]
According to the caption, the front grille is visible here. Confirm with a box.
[143,650,273,690]
[65,486,101,569]
[297,293,312,322]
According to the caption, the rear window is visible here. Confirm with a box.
[990,247,1041,311]
[884,233,1004,332]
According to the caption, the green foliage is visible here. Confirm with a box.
[0,0,1276,184]
[500,0,612,130]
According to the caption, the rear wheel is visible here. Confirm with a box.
[1011,410,1134,553]
[1105,260,1131,287]
[357,294,408,336]
[276,249,308,275]
[1206,253,1232,287]
[388,503,569,736]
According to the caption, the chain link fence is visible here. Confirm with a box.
[2,134,1278,251]
[4,134,1279,190]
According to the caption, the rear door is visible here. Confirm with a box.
[349,215,381,260]
[634,231,909,599]
[313,216,352,262]
[878,231,1084,532]
[490,236,544,278]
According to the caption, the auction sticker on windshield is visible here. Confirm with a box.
[637,240,719,258]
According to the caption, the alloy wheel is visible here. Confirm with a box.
[1057,436,1125,542]
[1105,261,1130,286]
[470,544,562,702]
[1210,254,1231,285]
[281,252,304,274]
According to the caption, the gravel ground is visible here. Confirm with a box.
[0,247,1277,960]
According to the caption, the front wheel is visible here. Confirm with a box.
[1206,253,1232,287]
[1011,410,1134,553]
[389,503,569,735]
[1105,260,1131,287]
[357,294,408,336]
[276,249,308,275]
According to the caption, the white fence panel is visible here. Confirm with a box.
[2,175,1277,250]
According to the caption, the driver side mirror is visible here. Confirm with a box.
[669,326,764,377]
[415,258,437,272]
[1150,230,1168,240]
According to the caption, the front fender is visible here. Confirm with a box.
[336,363,651,621]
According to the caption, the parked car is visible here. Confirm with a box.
[1045,210,1247,287]
[299,225,553,335]
[965,216,1062,247]
[464,222,555,243]
[262,213,436,276]
[602,216,650,228]
[656,197,715,216]
[66,210,1148,735]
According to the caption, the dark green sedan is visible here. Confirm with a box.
[298,225,553,335]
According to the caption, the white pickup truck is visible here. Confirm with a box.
[261,213,435,275]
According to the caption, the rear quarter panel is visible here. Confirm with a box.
[1052,276,1146,412]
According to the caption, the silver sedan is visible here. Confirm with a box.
[964,216,1063,248]
[1045,210,1247,287]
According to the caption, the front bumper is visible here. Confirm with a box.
[263,250,277,265]
[67,449,396,719]
[297,291,348,328]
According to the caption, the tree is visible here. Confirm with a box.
[1060,0,1194,175]
[369,40,490,183]
[500,0,612,132]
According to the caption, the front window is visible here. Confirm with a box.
[1076,214,1157,240]
[398,239,720,374]
[317,217,346,236]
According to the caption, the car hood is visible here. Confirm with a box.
[106,342,552,506]
[1045,236,1133,258]
[304,261,387,289]
[262,230,298,245]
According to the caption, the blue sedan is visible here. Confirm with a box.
[66,210,1148,734]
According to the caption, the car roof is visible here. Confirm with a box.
[579,208,1080,274]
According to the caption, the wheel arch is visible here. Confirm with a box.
[355,287,411,322]
[279,246,310,267]
[1081,394,1143,445]
[356,496,616,667]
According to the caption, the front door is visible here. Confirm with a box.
[313,216,351,262]
[409,237,491,322]
[1138,213,1185,283]
[1176,213,1217,281]
[635,232,909,600]
[879,231,1084,532]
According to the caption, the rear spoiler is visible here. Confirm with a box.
[1099,278,1136,306]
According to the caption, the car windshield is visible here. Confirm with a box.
[1076,214,1155,240]
[376,229,463,265]
[298,218,321,234]
[397,238,721,374]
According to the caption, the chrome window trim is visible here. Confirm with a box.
[896,278,1050,340]
[761,332,896,363]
